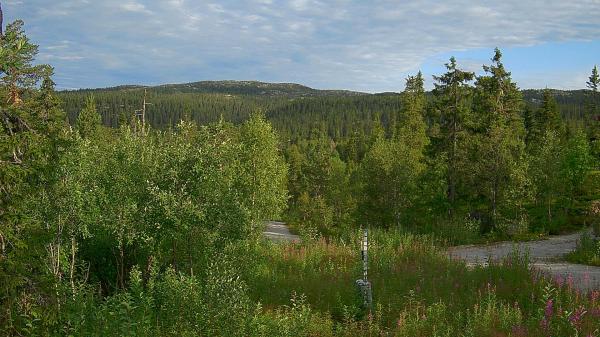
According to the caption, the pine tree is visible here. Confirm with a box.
[0,17,68,321]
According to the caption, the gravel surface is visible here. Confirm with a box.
[448,230,600,292]
[263,221,301,243]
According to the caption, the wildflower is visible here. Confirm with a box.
[569,307,586,328]
[540,317,549,331]
[567,275,574,290]
[555,275,564,288]
[589,307,600,318]
[591,290,599,304]
[545,299,553,319]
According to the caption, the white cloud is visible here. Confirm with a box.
[5,0,600,91]
[120,1,152,14]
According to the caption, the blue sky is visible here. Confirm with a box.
[4,0,600,92]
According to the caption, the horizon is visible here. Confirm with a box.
[4,1,600,92]
[59,78,595,94]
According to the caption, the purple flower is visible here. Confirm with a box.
[591,290,599,304]
[567,275,574,290]
[545,299,553,319]
[569,307,587,328]
[555,275,564,288]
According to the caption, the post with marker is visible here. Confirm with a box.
[355,228,372,312]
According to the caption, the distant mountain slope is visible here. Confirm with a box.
[59,81,598,140]
[66,80,367,98]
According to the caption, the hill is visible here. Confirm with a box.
[58,81,599,141]
[67,80,367,98]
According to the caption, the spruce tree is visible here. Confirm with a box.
[587,65,599,92]
[586,66,600,162]
[528,89,564,148]
[397,71,429,152]
[472,49,529,232]
[432,57,475,214]
[76,96,101,139]
[359,73,429,227]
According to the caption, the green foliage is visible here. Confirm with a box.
[3,17,600,336]
[528,89,565,147]
[432,57,475,214]
[565,232,600,266]
[239,113,288,224]
[587,66,600,92]
[76,95,102,138]
[357,74,429,228]
[471,49,530,232]
[247,229,600,336]
[0,18,69,333]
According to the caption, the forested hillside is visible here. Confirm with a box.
[58,65,600,239]
[2,15,600,337]
[59,82,600,140]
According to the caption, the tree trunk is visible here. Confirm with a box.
[547,197,553,228]
[70,235,76,297]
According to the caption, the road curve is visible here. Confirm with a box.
[448,230,600,292]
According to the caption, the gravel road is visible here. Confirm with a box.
[263,221,301,242]
[448,230,600,292]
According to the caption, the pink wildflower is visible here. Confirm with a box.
[555,275,564,288]
[540,317,549,331]
[545,299,553,319]
[591,290,599,304]
[567,275,574,290]
[570,307,586,327]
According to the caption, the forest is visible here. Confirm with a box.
[2,16,600,337]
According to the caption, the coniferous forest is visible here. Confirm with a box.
[2,15,600,337]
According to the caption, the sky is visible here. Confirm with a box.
[3,0,600,92]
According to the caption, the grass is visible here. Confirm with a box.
[248,229,600,336]
[17,228,599,336]
[566,231,600,266]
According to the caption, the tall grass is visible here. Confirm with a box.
[14,229,599,336]
[566,231,600,266]
[248,228,600,336]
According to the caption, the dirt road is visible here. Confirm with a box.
[448,231,600,292]
[263,221,301,242]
